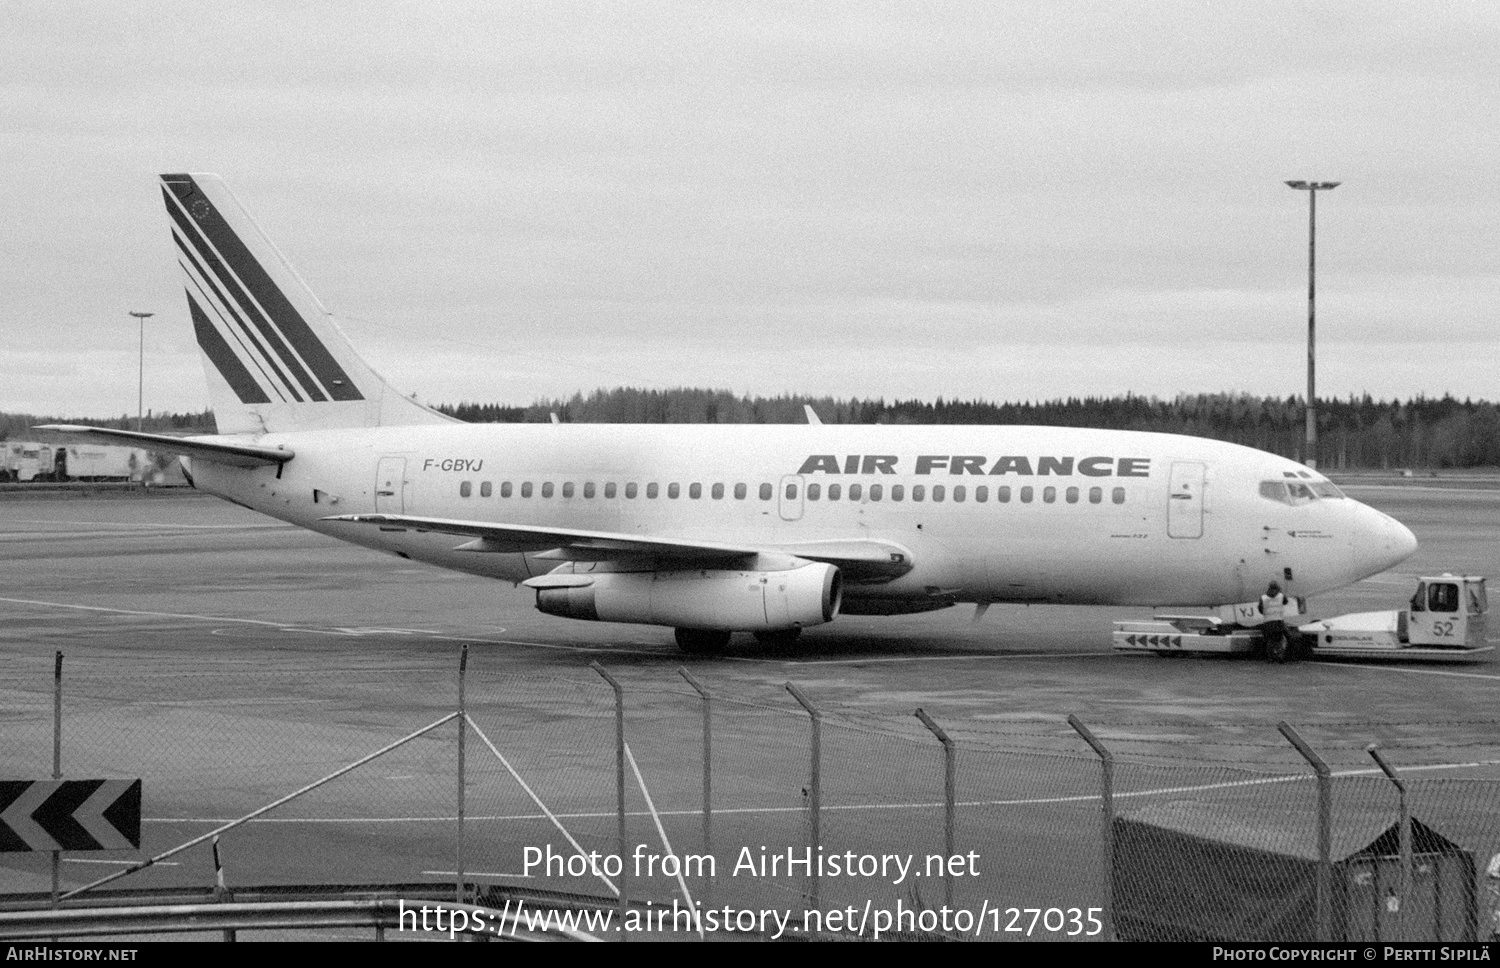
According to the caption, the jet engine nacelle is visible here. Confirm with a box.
[533,563,842,631]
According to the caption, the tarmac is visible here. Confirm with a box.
[1,483,1496,934]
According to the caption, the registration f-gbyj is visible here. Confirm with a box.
[40,175,1418,653]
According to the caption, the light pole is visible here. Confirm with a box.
[128,311,155,432]
[1284,180,1339,469]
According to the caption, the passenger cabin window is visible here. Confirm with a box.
[625,483,638,499]
[647,483,660,499]
[541,482,554,498]
[759,483,773,500]
[712,483,724,499]
[912,485,925,502]
[460,481,472,497]
[1042,486,1056,504]
[807,483,821,500]
[1112,487,1125,504]
[521,482,533,498]
[501,482,513,498]
[604,483,616,498]
[953,485,966,503]
[583,482,595,498]
[828,483,841,500]
[849,483,862,501]
[668,483,680,499]
[785,483,798,500]
[975,485,988,503]
[891,484,904,501]
[689,483,702,499]
[869,484,882,501]
[480,481,492,497]
[932,485,945,502]
[997,486,1011,503]
[1089,486,1102,504]
[734,483,746,500]
[562,482,574,498]
[1066,486,1079,504]
[1020,486,1034,503]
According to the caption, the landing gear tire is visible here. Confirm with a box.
[1264,627,1291,664]
[753,627,802,645]
[675,628,731,655]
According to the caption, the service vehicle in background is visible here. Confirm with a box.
[1113,574,1490,663]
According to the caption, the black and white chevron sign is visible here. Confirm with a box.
[0,779,141,852]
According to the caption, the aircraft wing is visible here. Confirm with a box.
[323,513,761,561]
[322,513,913,580]
[32,425,293,468]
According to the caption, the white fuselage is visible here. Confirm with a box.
[186,422,1416,610]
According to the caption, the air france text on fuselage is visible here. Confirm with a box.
[795,455,1151,477]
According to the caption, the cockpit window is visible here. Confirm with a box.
[1259,478,1343,505]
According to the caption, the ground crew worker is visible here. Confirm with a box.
[1260,581,1292,662]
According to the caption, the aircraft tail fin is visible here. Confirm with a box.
[159,173,456,434]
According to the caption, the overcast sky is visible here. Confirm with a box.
[4,1,1498,418]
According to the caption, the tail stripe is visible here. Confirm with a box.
[186,293,272,404]
[164,188,321,401]
[161,177,363,402]
[175,237,301,402]
[180,258,288,402]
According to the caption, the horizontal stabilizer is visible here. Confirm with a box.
[32,425,292,468]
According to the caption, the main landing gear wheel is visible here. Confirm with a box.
[675,628,731,655]
[752,627,802,645]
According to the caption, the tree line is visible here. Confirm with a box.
[5,392,1497,469]
[439,390,1500,470]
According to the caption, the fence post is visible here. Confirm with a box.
[456,643,468,906]
[212,836,235,942]
[678,668,713,907]
[785,682,821,915]
[1278,722,1332,941]
[1367,744,1411,942]
[1067,715,1114,941]
[914,708,956,910]
[591,662,629,936]
[51,651,62,908]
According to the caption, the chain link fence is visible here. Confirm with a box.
[3,652,1498,941]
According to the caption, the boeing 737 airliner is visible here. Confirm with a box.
[40,174,1418,652]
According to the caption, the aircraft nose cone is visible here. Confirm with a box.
[1391,517,1418,562]
[1353,506,1418,576]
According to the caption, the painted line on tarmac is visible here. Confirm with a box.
[1341,485,1500,495]
[0,596,345,630]
[63,858,180,867]
[7,519,296,531]
[424,870,532,879]
[0,595,676,658]
[0,595,515,643]
[1305,660,1500,682]
[786,651,1115,666]
[146,756,1500,827]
